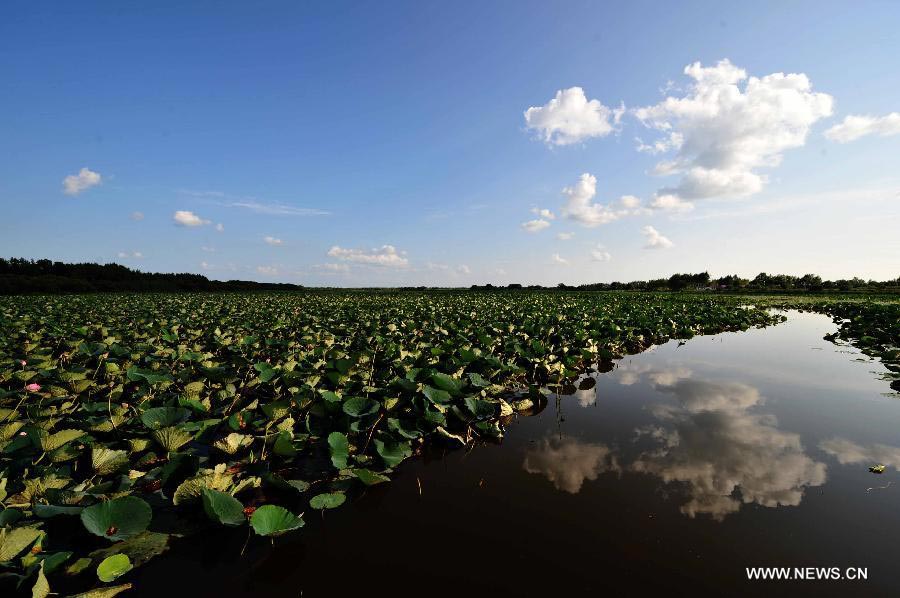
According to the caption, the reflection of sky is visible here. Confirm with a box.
[525,363,831,520]
[523,313,900,521]
[630,375,827,520]
[523,436,619,493]
[820,437,900,469]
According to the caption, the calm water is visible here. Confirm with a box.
[135,311,900,596]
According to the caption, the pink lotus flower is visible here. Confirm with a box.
[25,383,41,392]
[20,360,27,367]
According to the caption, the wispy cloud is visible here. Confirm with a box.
[228,200,329,216]
[328,245,409,267]
[179,189,329,216]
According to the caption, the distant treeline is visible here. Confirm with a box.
[470,271,900,293]
[2,258,898,294]
[0,258,304,293]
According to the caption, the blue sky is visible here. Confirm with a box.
[1,1,898,285]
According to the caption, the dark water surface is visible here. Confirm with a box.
[135,311,900,596]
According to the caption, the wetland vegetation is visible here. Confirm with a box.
[0,290,897,596]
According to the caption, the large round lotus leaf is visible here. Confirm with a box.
[81,496,152,541]
[431,372,464,395]
[374,438,412,468]
[97,554,132,582]
[341,396,379,417]
[151,426,193,452]
[422,385,451,405]
[249,505,304,537]
[309,492,346,510]
[140,406,189,430]
[201,488,245,526]
[91,447,129,475]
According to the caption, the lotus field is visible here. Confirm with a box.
[0,292,897,596]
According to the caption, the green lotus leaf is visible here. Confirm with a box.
[431,372,464,395]
[172,466,233,505]
[352,468,390,486]
[250,505,305,537]
[309,492,346,510]
[467,372,491,387]
[80,496,152,541]
[66,557,93,576]
[32,561,50,598]
[0,526,42,561]
[201,488,245,526]
[92,447,129,475]
[33,503,83,518]
[319,390,342,403]
[38,550,72,575]
[213,432,253,455]
[0,508,23,526]
[328,431,349,469]
[152,426,193,452]
[374,439,412,468]
[0,421,24,442]
[272,431,298,457]
[422,385,451,405]
[342,396,379,417]
[140,406,189,430]
[126,367,173,385]
[97,554,133,582]
[88,531,171,568]
[69,583,133,598]
[387,418,421,439]
[39,429,85,452]
[463,397,496,420]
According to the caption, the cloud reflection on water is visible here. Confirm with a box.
[524,365,828,520]
[522,436,620,493]
[819,437,900,469]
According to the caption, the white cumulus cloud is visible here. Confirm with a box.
[556,232,575,241]
[263,236,283,246]
[63,167,102,195]
[327,245,409,267]
[650,193,695,212]
[591,244,612,261]
[531,207,556,220]
[552,253,569,265]
[173,211,211,227]
[524,87,623,146]
[521,219,551,233]
[824,112,900,143]
[634,59,833,203]
[642,225,673,249]
[561,173,644,226]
